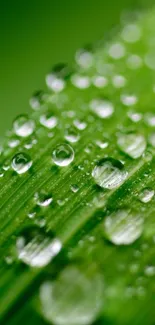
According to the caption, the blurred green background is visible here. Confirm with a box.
[0,0,152,136]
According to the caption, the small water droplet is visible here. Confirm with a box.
[71,184,79,193]
[12,152,32,174]
[121,24,141,43]
[139,188,154,203]
[52,144,74,167]
[117,132,146,159]
[127,110,142,123]
[46,64,70,92]
[64,127,80,143]
[30,91,44,110]
[16,228,62,268]
[40,265,104,325]
[145,113,155,127]
[112,75,126,88]
[121,94,138,106]
[95,140,109,149]
[90,98,114,119]
[71,74,90,89]
[40,112,58,129]
[104,208,143,245]
[73,119,87,130]
[108,42,126,59]
[34,191,53,207]
[13,115,35,137]
[8,138,20,148]
[92,76,108,88]
[75,48,93,69]
[127,54,142,69]
[92,158,128,189]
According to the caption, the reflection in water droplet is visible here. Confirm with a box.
[40,265,104,325]
[92,158,128,189]
[16,228,62,267]
[117,133,146,159]
[104,208,143,245]
[40,112,58,129]
[52,144,74,167]
[13,115,35,138]
[90,99,114,119]
[12,153,32,174]
[139,188,154,203]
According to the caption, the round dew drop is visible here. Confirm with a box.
[90,99,114,119]
[40,265,104,325]
[138,188,154,203]
[117,133,146,159]
[40,112,58,129]
[52,144,74,167]
[64,127,80,143]
[12,152,32,174]
[34,191,53,207]
[13,115,35,137]
[104,208,144,245]
[92,158,128,189]
[16,228,62,268]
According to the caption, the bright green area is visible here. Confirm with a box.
[0,0,153,135]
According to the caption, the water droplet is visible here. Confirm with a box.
[40,112,58,129]
[75,48,93,69]
[92,158,128,189]
[108,43,126,59]
[104,208,143,245]
[148,132,155,147]
[90,98,114,119]
[121,94,138,106]
[92,76,108,88]
[12,152,32,174]
[40,265,104,325]
[127,111,142,123]
[46,64,70,92]
[8,138,20,148]
[145,113,155,127]
[71,74,90,89]
[71,184,79,193]
[16,228,62,268]
[117,133,146,159]
[95,140,109,149]
[13,115,35,138]
[121,24,141,43]
[34,191,53,207]
[29,91,44,110]
[52,144,74,167]
[139,188,154,203]
[127,55,142,69]
[73,119,87,130]
[64,127,80,143]
[112,75,126,88]
[144,266,155,277]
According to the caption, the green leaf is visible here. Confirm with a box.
[1,6,155,325]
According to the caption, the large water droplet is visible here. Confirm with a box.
[90,98,114,119]
[104,208,143,245]
[139,187,154,203]
[52,144,74,167]
[16,228,62,267]
[13,115,35,138]
[117,133,146,159]
[40,265,104,325]
[12,152,32,174]
[92,158,128,189]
